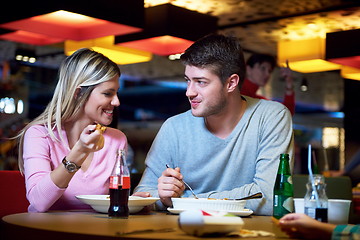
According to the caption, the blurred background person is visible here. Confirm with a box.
[241,53,295,115]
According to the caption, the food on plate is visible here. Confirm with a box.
[207,198,229,200]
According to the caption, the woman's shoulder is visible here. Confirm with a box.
[25,124,49,136]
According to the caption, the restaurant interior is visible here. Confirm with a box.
[1,0,360,207]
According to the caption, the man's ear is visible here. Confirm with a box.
[227,74,240,93]
[74,87,81,99]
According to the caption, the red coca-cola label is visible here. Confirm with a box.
[109,176,130,189]
[122,176,130,189]
[109,176,119,189]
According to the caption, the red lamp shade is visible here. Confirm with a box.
[0,0,144,45]
[326,29,360,69]
[115,4,218,56]
[0,30,64,46]
[119,35,194,56]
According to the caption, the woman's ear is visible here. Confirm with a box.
[74,87,82,99]
[227,74,240,93]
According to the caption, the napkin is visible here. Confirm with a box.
[179,210,274,238]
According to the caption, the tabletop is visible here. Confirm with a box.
[2,211,293,240]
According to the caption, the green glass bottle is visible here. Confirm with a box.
[273,153,294,219]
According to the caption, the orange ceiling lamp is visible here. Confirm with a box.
[64,36,152,65]
[278,38,341,73]
[341,66,360,81]
[115,4,218,56]
[0,0,144,45]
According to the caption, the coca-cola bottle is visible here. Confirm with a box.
[108,149,130,218]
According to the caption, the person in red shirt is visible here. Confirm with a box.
[241,53,295,115]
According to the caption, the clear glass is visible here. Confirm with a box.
[304,174,328,222]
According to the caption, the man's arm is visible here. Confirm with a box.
[134,119,184,209]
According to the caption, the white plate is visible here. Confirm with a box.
[76,195,159,214]
[167,208,253,216]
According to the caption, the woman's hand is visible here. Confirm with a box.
[77,124,105,153]
[158,167,185,207]
[278,213,336,240]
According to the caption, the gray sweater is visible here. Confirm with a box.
[135,96,294,215]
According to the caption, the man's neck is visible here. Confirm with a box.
[205,95,246,139]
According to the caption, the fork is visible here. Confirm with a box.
[165,164,199,199]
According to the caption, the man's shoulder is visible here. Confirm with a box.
[166,110,195,123]
[244,95,288,113]
[161,110,201,130]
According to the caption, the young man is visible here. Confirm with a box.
[241,53,295,115]
[134,34,294,215]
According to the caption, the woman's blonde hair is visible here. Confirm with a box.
[17,48,121,172]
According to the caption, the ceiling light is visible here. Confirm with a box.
[326,29,360,69]
[0,30,63,45]
[64,36,152,65]
[15,49,36,63]
[300,78,308,92]
[115,3,218,56]
[341,66,360,81]
[278,38,341,73]
[0,0,144,45]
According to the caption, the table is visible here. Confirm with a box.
[2,211,292,240]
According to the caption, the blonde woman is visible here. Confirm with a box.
[17,48,127,212]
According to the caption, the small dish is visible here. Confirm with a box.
[76,195,159,214]
[167,208,253,216]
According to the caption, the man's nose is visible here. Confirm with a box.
[186,82,196,98]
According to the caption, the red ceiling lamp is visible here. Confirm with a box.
[0,29,63,46]
[115,4,218,56]
[0,0,144,45]
[326,29,360,81]
[326,29,360,69]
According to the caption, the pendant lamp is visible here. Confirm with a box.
[341,66,360,81]
[0,0,144,45]
[326,29,360,69]
[64,36,152,65]
[277,38,341,73]
[115,3,218,56]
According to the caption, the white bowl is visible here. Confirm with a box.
[171,198,246,212]
[76,195,159,213]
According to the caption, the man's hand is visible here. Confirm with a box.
[158,167,185,207]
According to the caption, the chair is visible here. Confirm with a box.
[0,170,29,218]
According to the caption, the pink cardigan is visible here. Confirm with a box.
[23,125,127,212]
